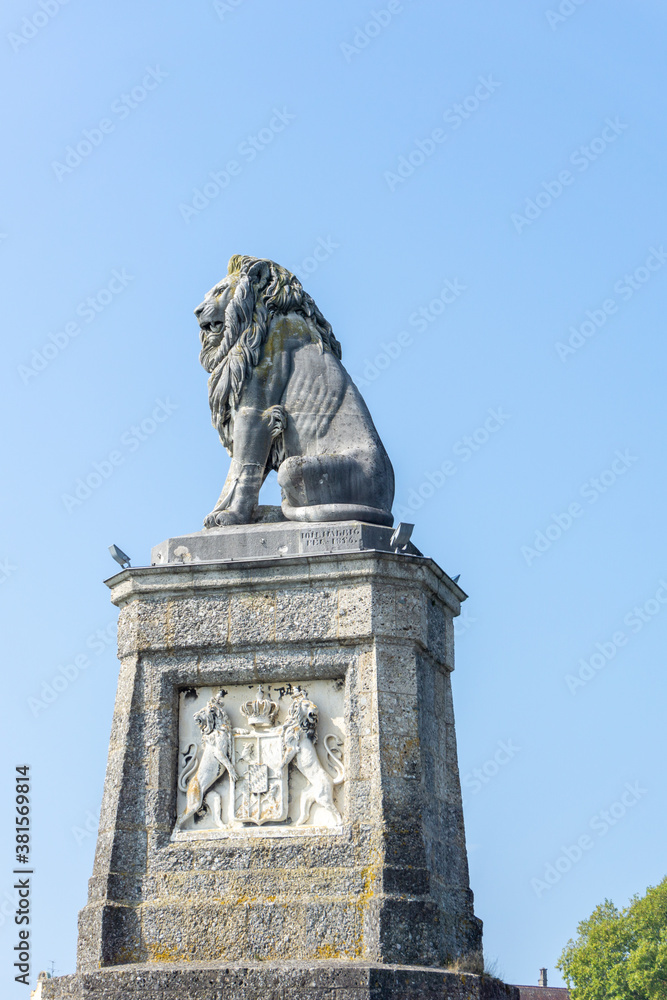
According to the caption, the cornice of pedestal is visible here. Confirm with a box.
[104,545,466,615]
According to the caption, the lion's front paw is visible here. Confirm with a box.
[204,509,246,528]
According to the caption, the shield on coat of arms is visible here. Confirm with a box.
[232,727,288,825]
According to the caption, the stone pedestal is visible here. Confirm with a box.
[45,521,515,1000]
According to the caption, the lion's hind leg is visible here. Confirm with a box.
[314,783,343,825]
[296,787,315,826]
[204,789,225,828]
[278,455,393,525]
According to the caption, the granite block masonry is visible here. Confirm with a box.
[44,520,516,1000]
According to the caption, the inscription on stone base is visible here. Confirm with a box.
[299,524,363,552]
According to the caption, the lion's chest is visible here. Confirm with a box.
[295,738,318,767]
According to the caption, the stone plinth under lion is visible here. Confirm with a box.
[43,523,517,1000]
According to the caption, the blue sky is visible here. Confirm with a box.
[1,0,666,991]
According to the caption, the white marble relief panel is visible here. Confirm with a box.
[172,680,345,840]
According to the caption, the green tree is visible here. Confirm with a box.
[558,878,667,1000]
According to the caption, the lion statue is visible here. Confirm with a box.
[195,255,394,527]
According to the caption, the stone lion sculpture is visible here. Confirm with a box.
[195,254,394,527]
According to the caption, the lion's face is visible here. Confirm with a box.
[295,697,318,739]
[194,695,229,736]
[193,706,215,736]
[196,255,341,456]
[195,274,240,373]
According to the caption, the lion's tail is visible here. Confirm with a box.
[282,502,393,526]
[178,744,198,792]
[324,734,345,785]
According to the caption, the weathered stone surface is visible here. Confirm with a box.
[43,962,519,1000]
[76,537,477,974]
[42,525,512,999]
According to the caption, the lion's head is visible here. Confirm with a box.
[195,255,342,453]
[193,692,230,736]
[283,688,318,746]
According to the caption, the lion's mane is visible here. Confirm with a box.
[199,255,342,456]
[194,693,231,740]
[282,690,318,750]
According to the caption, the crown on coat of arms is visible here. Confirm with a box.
[240,686,279,727]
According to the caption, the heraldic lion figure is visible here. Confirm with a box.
[176,693,237,830]
[280,689,344,826]
[195,255,395,527]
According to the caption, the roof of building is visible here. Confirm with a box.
[515,988,570,1000]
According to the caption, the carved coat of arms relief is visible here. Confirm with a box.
[174,682,345,837]
[233,689,287,824]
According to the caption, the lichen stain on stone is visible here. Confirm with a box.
[349,858,382,958]
[314,941,357,961]
[146,943,180,963]
[109,944,144,966]
[233,893,258,906]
